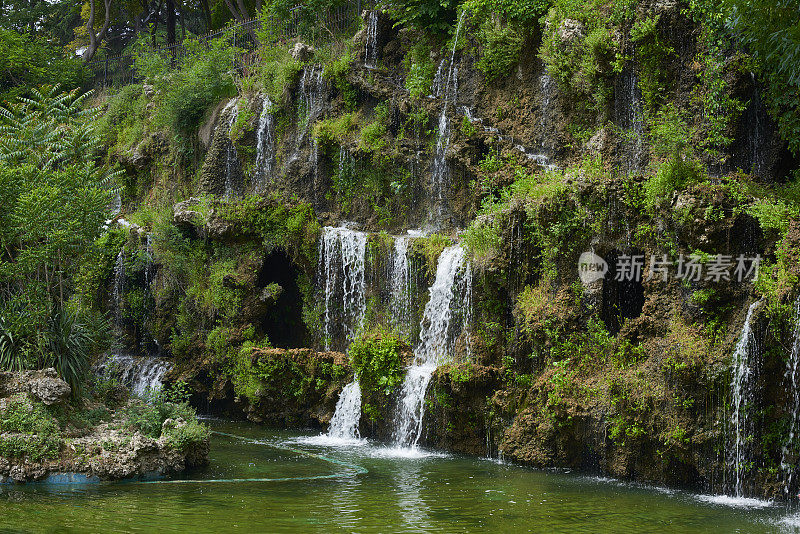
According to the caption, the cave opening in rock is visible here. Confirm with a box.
[600,250,645,335]
[257,250,307,348]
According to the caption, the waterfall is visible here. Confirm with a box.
[95,353,171,397]
[392,245,472,448]
[319,226,368,351]
[299,65,325,133]
[389,236,413,338]
[781,296,800,493]
[109,190,122,218]
[364,11,378,69]
[112,247,125,326]
[430,59,447,98]
[255,95,275,191]
[223,100,240,199]
[538,72,557,153]
[614,67,645,175]
[727,300,761,497]
[327,380,363,441]
[429,12,466,224]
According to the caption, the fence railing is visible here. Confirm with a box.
[88,1,365,88]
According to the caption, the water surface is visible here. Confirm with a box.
[2,420,798,533]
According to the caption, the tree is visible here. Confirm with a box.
[81,0,114,61]
[0,86,117,386]
[0,28,84,103]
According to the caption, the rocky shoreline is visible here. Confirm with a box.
[0,369,209,483]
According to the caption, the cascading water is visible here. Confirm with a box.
[255,95,275,190]
[392,245,472,449]
[389,235,414,338]
[95,353,172,397]
[326,380,363,442]
[727,300,761,497]
[112,247,125,325]
[319,226,368,351]
[223,100,240,198]
[429,12,466,224]
[614,67,645,175]
[781,296,800,493]
[299,66,325,133]
[364,11,378,69]
[538,71,557,154]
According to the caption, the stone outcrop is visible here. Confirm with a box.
[0,368,71,405]
[0,370,209,483]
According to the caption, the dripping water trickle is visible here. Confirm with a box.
[255,95,275,191]
[223,100,240,199]
[429,12,466,226]
[364,11,378,69]
[781,296,800,494]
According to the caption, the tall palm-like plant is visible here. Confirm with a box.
[44,308,94,397]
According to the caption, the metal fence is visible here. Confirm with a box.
[88,1,364,88]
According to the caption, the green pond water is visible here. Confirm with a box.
[2,420,800,533]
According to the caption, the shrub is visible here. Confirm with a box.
[0,397,62,461]
[475,22,525,81]
[349,332,405,396]
[124,390,201,440]
[404,41,436,99]
[136,37,238,143]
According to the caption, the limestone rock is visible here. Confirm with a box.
[28,369,71,405]
[0,368,70,405]
[558,19,585,44]
[173,198,205,228]
[290,42,315,62]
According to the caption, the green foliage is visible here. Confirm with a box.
[313,113,358,146]
[349,332,405,397]
[722,0,800,154]
[385,0,459,33]
[418,233,453,275]
[0,396,62,461]
[404,42,436,99]
[540,2,619,111]
[644,105,704,209]
[460,115,477,137]
[44,307,96,397]
[323,48,357,110]
[746,198,799,236]
[95,84,148,153]
[462,0,550,26]
[0,87,117,393]
[124,389,203,440]
[0,28,84,102]
[135,37,237,145]
[630,15,675,116]
[219,195,321,264]
[359,103,390,152]
[255,42,303,105]
[475,22,525,82]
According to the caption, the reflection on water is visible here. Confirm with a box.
[395,461,431,532]
[2,420,800,533]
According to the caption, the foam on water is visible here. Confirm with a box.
[696,494,773,509]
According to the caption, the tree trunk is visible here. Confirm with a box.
[165,0,176,45]
[81,0,114,62]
